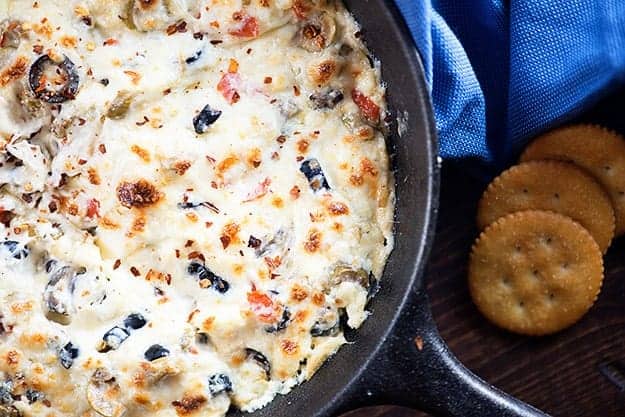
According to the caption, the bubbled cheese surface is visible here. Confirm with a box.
[0,1,394,416]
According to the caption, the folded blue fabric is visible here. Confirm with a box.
[394,0,625,169]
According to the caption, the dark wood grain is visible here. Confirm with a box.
[344,91,625,417]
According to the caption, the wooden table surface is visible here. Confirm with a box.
[345,91,625,417]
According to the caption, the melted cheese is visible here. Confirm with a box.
[0,1,394,416]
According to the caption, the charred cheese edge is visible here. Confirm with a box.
[0,1,394,416]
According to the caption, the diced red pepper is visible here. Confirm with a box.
[247,290,277,323]
[351,89,380,124]
[217,72,241,104]
[86,198,100,218]
[228,12,259,38]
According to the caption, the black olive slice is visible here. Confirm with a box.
[58,342,79,369]
[24,389,44,404]
[300,158,330,191]
[97,326,130,352]
[245,348,271,380]
[185,50,202,64]
[1,240,28,259]
[123,313,147,330]
[193,104,222,134]
[264,308,291,333]
[144,344,170,361]
[29,54,80,103]
[187,262,230,293]
[207,374,232,396]
[309,89,344,110]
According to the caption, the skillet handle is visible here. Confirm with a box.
[401,289,550,417]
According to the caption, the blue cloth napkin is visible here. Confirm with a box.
[394,0,625,169]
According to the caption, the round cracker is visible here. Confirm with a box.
[520,124,625,235]
[469,210,603,335]
[477,161,615,253]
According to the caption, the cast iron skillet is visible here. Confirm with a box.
[233,1,551,416]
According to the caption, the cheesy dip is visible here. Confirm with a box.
[0,0,394,416]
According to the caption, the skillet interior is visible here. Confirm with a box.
[229,1,440,415]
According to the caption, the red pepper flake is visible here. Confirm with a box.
[264,256,281,271]
[247,290,277,323]
[32,44,44,54]
[103,38,118,46]
[113,259,121,270]
[188,251,205,262]
[276,135,286,144]
[185,239,194,248]
[98,143,107,154]
[210,39,223,45]
[130,266,141,277]
[264,76,272,84]
[351,89,380,124]
[166,20,187,36]
[220,235,231,249]
[326,201,349,216]
[77,158,87,165]
[293,85,300,96]
[175,249,180,258]
[292,0,311,20]
[229,12,259,38]
[217,72,241,104]
[86,198,100,218]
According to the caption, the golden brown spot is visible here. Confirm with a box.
[87,167,101,185]
[101,216,120,229]
[360,158,379,177]
[186,212,198,222]
[10,301,33,314]
[5,349,20,366]
[332,222,343,232]
[0,56,28,87]
[220,222,240,249]
[349,174,364,186]
[59,35,77,48]
[202,317,215,331]
[296,139,309,154]
[216,155,239,178]
[131,145,151,162]
[309,211,324,222]
[233,264,243,275]
[326,201,349,216]
[246,148,262,168]
[18,333,46,347]
[294,310,308,323]
[312,292,325,306]
[290,285,308,302]
[172,160,192,176]
[308,60,337,85]
[172,394,207,416]
[131,216,146,233]
[271,196,284,208]
[117,179,162,208]
[304,228,321,253]
[280,339,299,356]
